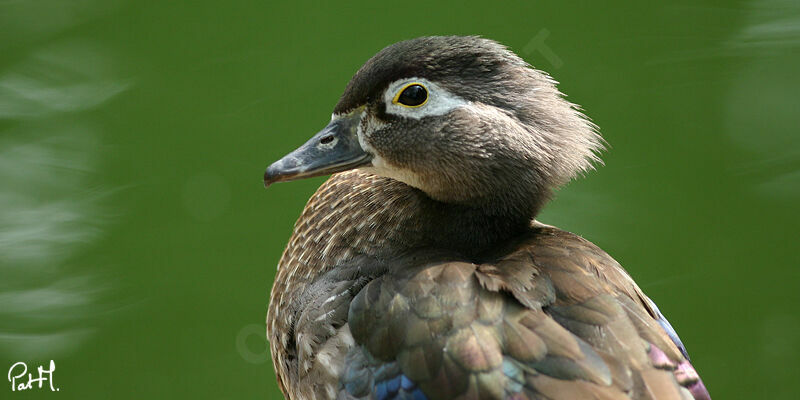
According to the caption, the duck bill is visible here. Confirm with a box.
[264,110,371,187]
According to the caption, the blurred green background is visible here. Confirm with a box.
[1,0,798,399]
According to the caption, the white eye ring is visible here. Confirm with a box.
[383,77,469,120]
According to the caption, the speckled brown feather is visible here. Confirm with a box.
[266,171,706,400]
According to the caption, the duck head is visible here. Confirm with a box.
[265,36,603,220]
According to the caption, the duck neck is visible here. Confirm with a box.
[385,179,543,261]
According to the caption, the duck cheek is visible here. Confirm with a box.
[367,133,417,169]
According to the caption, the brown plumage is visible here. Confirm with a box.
[264,36,710,400]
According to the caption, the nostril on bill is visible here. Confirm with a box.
[319,135,335,145]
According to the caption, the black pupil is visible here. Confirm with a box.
[398,84,427,106]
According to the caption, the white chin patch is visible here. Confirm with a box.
[383,77,469,119]
[363,156,427,191]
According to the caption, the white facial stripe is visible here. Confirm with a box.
[383,77,469,119]
[355,108,375,156]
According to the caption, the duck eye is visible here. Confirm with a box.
[393,83,428,107]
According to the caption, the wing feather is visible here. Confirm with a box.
[291,226,709,399]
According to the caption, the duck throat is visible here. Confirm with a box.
[416,192,540,258]
[297,170,542,266]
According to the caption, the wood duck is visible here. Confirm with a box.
[263,36,710,400]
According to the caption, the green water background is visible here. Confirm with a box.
[1,1,798,398]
